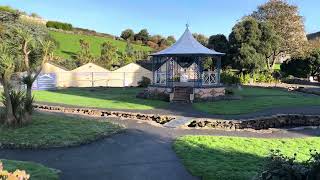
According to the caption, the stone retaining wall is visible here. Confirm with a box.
[188,114,320,130]
[34,104,174,124]
[136,87,171,101]
[194,87,226,101]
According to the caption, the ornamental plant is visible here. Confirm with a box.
[0,161,30,180]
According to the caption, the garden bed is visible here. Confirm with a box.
[1,159,60,180]
[188,114,320,130]
[0,112,122,149]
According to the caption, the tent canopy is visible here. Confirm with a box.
[151,25,225,57]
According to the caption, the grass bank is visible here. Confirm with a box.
[1,159,59,180]
[0,112,121,148]
[193,87,320,115]
[174,136,320,180]
[34,87,168,110]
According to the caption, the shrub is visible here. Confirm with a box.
[1,90,34,126]
[138,76,151,87]
[0,161,30,180]
[253,71,276,83]
[46,21,73,31]
[220,70,240,84]
[257,150,320,180]
[239,73,251,84]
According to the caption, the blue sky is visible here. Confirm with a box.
[1,0,319,38]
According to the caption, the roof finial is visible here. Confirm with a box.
[186,23,189,29]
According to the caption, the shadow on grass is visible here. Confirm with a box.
[174,139,266,180]
[61,50,77,59]
[35,87,169,110]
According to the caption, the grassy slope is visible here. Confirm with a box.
[193,87,320,115]
[34,87,168,110]
[50,30,152,59]
[0,112,121,148]
[174,136,320,180]
[1,159,59,180]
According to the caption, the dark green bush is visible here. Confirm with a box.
[220,70,240,84]
[46,21,73,31]
[257,149,320,180]
[138,76,151,87]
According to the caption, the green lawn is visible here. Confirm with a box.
[193,87,320,115]
[50,30,152,59]
[1,159,59,180]
[174,136,320,180]
[34,87,168,110]
[0,112,121,148]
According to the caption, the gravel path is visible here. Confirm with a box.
[1,112,320,180]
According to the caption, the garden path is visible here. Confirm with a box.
[1,111,320,180]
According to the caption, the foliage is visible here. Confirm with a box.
[134,29,149,43]
[0,6,18,13]
[192,33,208,46]
[252,0,307,63]
[33,88,168,110]
[0,161,30,180]
[239,73,251,84]
[193,87,320,115]
[96,41,118,69]
[0,112,121,148]
[229,17,269,73]
[220,70,240,84]
[120,29,134,41]
[138,76,151,87]
[174,136,320,180]
[258,150,320,180]
[1,159,59,180]
[1,90,33,126]
[207,34,231,68]
[46,21,73,31]
[49,30,152,62]
[281,49,320,78]
[252,71,277,83]
[76,39,95,65]
[166,35,176,46]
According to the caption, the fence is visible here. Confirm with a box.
[50,71,153,88]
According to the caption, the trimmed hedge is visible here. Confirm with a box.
[46,21,73,31]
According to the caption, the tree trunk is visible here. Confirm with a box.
[1,78,15,126]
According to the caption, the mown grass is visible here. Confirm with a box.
[193,87,320,115]
[174,136,320,180]
[34,87,168,110]
[50,31,152,59]
[0,112,121,148]
[1,159,59,180]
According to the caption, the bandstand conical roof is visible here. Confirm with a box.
[151,25,225,56]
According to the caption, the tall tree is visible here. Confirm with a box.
[134,29,149,43]
[76,39,94,65]
[0,44,16,125]
[229,17,266,73]
[97,41,118,69]
[15,22,55,114]
[252,0,307,63]
[120,29,134,41]
[166,36,176,46]
[192,33,208,46]
[207,34,231,68]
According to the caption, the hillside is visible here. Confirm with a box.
[50,30,153,60]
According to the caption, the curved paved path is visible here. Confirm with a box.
[1,112,320,180]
